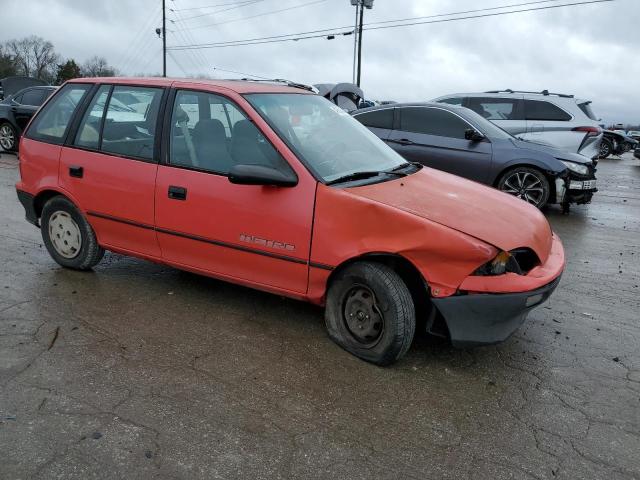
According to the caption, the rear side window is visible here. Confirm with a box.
[577,102,598,121]
[21,89,47,106]
[101,86,164,160]
[438,97,463,106]
[467,97,522,120]
[524,100,571,121]
[399,107,470,139]
[26,84,91,145]
[354,109,394,129]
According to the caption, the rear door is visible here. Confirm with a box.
[58,84,166,257]
[521,99,575,150]
[388,106,493,183]
[154,87,315,294]
[464,96,525,136]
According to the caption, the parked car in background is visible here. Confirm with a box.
[0,85,57,151]
[15,77,565,365]
[600,130,639,158]
[0,75,48,101]
[627,130,640,141]
[314,82,364,111]
[433,90,603,160]
[635,145,640,160]
[353,102,597,210]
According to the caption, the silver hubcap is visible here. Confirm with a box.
[48,211,82,259]
[502,171,545,206]
[0,124,15,150]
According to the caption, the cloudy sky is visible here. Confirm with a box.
[2,0,638,124]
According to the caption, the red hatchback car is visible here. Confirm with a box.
[15,77,565,365]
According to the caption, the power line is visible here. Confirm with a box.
[178,0,328,30]
[170,0,259,12]
[211,66,270,78]
[179,0,264,21]
[168,0,614,50]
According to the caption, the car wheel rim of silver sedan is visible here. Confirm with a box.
[48,211,82,259]
[0,124,15,150]
[502,172,545,206]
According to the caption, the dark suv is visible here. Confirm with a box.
[353,102,597,209]
[0,86,56,151]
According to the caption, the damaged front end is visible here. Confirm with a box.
[555,161,597,208]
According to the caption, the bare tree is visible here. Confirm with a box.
[6,36,58,80]
[81,56,117,77]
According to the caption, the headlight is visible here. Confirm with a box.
[559,160,589,175]
[473,251,521,276]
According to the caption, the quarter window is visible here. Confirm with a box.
[100,86,163,160]
[25,84,91,145]
[467,97,522,120]
[169,90,289,175]
[524,100,571,121]
[399,107,471,139]
[354,109,394,129]
[438,97,463,106]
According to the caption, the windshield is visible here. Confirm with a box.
[245,93,408,183]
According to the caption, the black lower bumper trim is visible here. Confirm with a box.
[432,276,562,348]
[16,189,38,227]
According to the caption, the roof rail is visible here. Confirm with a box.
[238,78,317,92]
[485,89,574,98]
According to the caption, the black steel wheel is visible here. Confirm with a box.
[497,167,550,209]
[325,262,415,366]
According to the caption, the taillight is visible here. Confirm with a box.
[572,126,601,137]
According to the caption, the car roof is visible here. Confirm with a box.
[67,77,312,94]
[353,102,460,114]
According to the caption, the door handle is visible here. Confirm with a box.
[168,185,187,200]
[69,165,83,178]
[11,107,17,112]
[394,138,414,145]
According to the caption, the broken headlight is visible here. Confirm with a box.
[472,248,540,276]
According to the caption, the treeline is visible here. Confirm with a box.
[0,35,118,85]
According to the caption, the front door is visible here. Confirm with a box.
[58,84,165,257]
[154,88,315,294]
[388,106,493,183]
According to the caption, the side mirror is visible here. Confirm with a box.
[228,164,298,187]
[465,128,486,142]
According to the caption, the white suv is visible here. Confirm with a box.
[433,90,603,159]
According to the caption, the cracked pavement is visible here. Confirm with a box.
[0,151,639,479]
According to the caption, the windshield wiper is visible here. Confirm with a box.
[326,168,407,186]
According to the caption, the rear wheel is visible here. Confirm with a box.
[0,122,17,151]
[497,167,550,209]
[325,262,415,366]
[599,138,612,158]
[41,196,104,270]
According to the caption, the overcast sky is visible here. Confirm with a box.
[2,0,638,124]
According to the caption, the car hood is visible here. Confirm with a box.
[348,168,553,262]
[510,138,591,164]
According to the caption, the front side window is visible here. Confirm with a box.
[245,93,407,183]
[101,86,163,160]
[21,89,46,107]
[74,85,110,149]
[399,107,470,139]
[467,97,521,120]
[354,108,394,129]
[524,100,571,121]
[26,84,91,145]
[169,90,289,175]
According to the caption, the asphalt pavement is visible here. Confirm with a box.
[1,151,639,479]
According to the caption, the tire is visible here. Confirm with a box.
[497,166,550,209]
[599,138,612,158]
[0,122,17,152]
[325,262,416,366]
[41,196,104,270]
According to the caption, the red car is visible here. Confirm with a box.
[15,77,565,365]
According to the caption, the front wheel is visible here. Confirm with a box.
[325,262,416,366]
[0,122,17,151]
[497,167,550,209]
[599,138,612,158]
[41,196,105,270]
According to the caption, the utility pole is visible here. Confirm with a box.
[350,0,374,87]
[352,1,359,83]
[162,0,167,77]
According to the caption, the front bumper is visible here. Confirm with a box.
[432,275,561,347]
[562,168,597,205]
[432,233,564,347]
